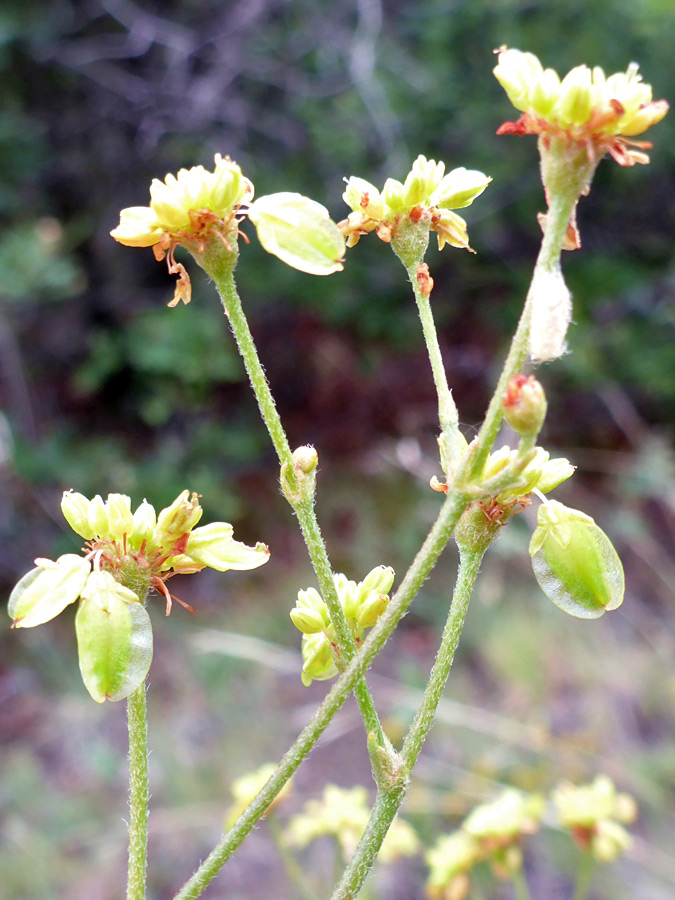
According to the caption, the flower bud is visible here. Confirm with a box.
[430,167,492,210]
[88,494,109,538]
[529,500,624,618]
[360,565,395,597]
[291,587,329,634]
[248,192,346,275]
[301,632,338,686]
[292,445,318,475]
[155,490,203,547]
[61,490,97,540]
[355,592,388,629]
[130,499,157,550]
[334,573,359,619]
[342,177,387,220]
[502,374,547,438]
[105,493,135,541]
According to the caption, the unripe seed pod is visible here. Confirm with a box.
[502,374,547,438]
[529,500,624,618]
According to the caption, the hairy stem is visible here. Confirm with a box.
[126,684,149,900]
[512,865,532,900]
[467,188,580,485]
[173,487,468,900]
[405,261,463,467]
[330,546,485,900]
[199,248,383,744]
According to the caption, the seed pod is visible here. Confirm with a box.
[529,500,624,618]
[75,571,153,703]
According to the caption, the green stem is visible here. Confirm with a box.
[467,188,580,486]
[127,684,149,900]
[173,488,467,900]
[571,852,594,900]
[266,812,316,900]
[405,262,462,467]
[512,865,532,900]
[200,249,383,745]
[330,546,485,900]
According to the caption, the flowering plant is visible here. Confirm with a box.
[8,46,665,900]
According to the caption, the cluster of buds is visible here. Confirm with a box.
[111,154,346,306]
[290,565,395,686]
[8,490,269,702]
[426,790,544,900]
[553,776,637,862]
[339,155,491,256]
[286,784,419,863]
[493,47,668,167]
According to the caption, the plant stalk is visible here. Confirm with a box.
[571,851,595,900]
[330,546,485,900]
[126,683,149,900]
[405,261,463,467]
[200,249,383,745]
[173,486,468,900]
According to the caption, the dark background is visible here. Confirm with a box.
[1,1,674,898]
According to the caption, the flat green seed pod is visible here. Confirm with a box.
[9,554,91,628]
[529,501,624,619]
[248,192,345,275]
[75,572,153,703]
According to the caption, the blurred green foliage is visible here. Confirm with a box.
[0,1,672,587]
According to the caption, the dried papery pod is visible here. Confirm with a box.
[529,500,624,618]
[75,572,153,703]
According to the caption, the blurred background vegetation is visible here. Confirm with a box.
[1,0,673,898]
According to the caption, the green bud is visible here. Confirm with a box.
[105,493,135,541]
[185,522,270,571]
[430,167,492,210]
[529,500,624,618]
[88,494,109,537]
[248,192,346,276]
[300,632,338,686]
[355,592,388,629]
[360,565,395,597]
[154,490,203,547]
[291,587,329,634]
[382,178,407,214]
[334,573,359,619]
[8,554,91,628]
[130,499,157,550]
[75,571,152,703]
[502,374,547,438]
[61,491,97,540]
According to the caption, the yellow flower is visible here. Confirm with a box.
[111,154,252,249]
[339,155,491,252]
[494,47,668,166]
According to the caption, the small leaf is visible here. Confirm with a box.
[248,192,345,275]
[529,501,624,618]
[9,555,91,628]
[75,572,153,703]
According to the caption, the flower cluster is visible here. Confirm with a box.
[286,784,419,862]
[111,155,346,306]
[494,47,668,166]
[8,490,269,702]
[426,790,544,900]
[433,440,575,513]
[553,776,637,862]
[339,155,491,252]
[290,565,395,686]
